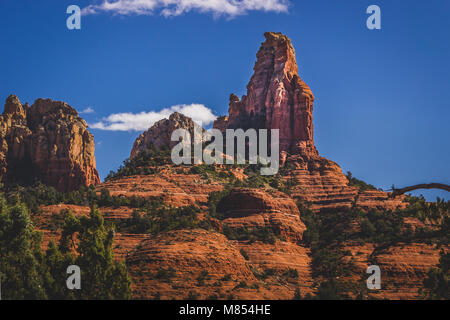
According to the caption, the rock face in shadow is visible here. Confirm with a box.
[0,95,100,191]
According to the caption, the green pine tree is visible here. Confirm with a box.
[56,206,132,299]
[0,195,47,299]
[423,251,449,300]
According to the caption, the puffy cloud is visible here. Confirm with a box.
[89,103,217,131]
[82,0,289,17]
[79,107,95,114]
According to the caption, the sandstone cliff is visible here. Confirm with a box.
[0,95,100,192]
[213,32,317,157]
[218,188,307,243]
[213,32,407,212]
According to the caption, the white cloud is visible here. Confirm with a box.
[82,0,289,17]
[89,103,217,131]
[80,107,95,114]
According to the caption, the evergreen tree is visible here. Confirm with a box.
[56,207,132,299]
[43,240,76,299]
[0,195,47,299]
[423,251,449,300]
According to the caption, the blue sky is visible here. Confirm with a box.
[0,0,449,200]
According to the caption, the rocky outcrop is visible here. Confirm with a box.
[100,166,224,207]
[218,188,306,243]
[126,32,407,213]
[342,242,448,299]
[213,32,317,157]
[0,95,100,192]
[211,32,407,212]
[284,154,408,212]
[210,32,355,210]
[130,112,199,159]
[126,227,313,300]
[127,229,258,299]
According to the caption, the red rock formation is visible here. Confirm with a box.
[127,229,258,299]
[282,154,357,211]
[218,188,306,243]
[126,32,407,213]
[214,32,317,157]
[341,242,448,300]
[100,166,224,208]
[284,154,407,212]
[125,227,314,299]
[34,192,441,300]
[0,95,100,192]
[130,112,200,159]
[27,31,440,301]
[212,32,407,212]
